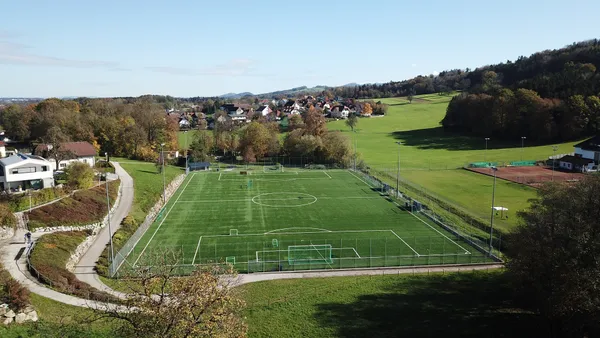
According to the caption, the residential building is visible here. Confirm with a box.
[574,136,600,164]
[0,154,54,192]
[0,141,5,158]
[331,106,350,119]
[34,141,97,171]
[256,105,272,116]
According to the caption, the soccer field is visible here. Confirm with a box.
[124,168,493,274]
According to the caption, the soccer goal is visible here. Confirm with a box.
[230,229,238,236]
[263,164,283,172]
[288,244,333,265]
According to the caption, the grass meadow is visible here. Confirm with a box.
[329,94,581,230]
[239,270,539,338]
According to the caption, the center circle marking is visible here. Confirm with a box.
[251,192,317,207]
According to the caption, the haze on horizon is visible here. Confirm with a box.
[0,0,598,98]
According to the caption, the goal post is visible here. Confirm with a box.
[288,244,333,265]
[229,229,238,236]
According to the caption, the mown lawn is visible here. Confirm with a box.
[115,158,184,224]
[239,270,540,338]
[177,130,197,150]
[327,94,579,231]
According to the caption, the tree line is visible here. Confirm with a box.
[441,40,600,142]
[189,107,353,167]
[0,97,179,161]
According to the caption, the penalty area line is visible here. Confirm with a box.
[323,171,332,179]
[191,236,202,265]
[390,230,420,256]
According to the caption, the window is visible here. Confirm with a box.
[42,166,48,172]
[60,163,66,168]
[11,167,35,174]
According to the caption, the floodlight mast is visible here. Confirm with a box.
[489,166,498,255]
[395,142,402,198]
[521,136,526,161]
[105,152,114,265]
[552,145,559,181]
[160,143,167,205]
[484,138,490,162]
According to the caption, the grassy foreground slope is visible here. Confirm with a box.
[329,94,579,230]
[240,270,539,338]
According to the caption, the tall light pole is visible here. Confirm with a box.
[552,145,559,181]
[395,141,402,198]
[521,136,526,161]
[353,130,357,171]
[160,143,166,205]
[105,152,114,265]
[484,138,490,162]
[184,130,189,172]
[489,166,498,255]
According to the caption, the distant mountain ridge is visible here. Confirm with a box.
[219,83,363,99]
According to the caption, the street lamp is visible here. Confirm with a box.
[105,152,114,265]
[489,166,498,255]
[395,141,402,198]
[521,137,526,161]
[551,145,559,181]
[160,143,166,205]
[484,138,490,162]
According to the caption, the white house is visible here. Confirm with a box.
[558,155,594,172]
[574,136,600,164]
[0,154,54,192]
[331,106,350,119]
[179,118,190,129]
[0,141,5,158]
[35,141,97,171]
[256,105,272,116]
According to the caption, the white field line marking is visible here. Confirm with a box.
[352,247,361,258]
[133,173,196,266]
[347,170,373,188]
[323,171,332,178]
[219,172,222,181]
[347,169,471,255]
[390,230,420,256]
[175,196,381,204]
[199,229,393,239]
[310,242,334,269]
[407,212,471,254]
[255,247,360,261]
[264,227,332,234]
[191,236,202,265]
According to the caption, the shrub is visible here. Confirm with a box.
[29,231,118,302]
[6,279,30,310]
[66,162,95,189]
[28,180,119,230]
[2,187,68,212]
[0,203,16,228]
[97,215,138,277]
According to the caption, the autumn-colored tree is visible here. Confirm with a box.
[103,250,247,338]
[238,122,271,161]
[288,114,304,131]
[303,107,327,137]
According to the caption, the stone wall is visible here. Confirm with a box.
[142,174,186,225]
[33,180,123,233]
[65,234,95,272]
[0,304,38,325]
[0,227,14,240]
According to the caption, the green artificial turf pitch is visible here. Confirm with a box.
[128,169,493,273]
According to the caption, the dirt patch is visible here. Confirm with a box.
[43,243,57,249]
[466,166,585,187]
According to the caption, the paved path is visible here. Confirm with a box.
[0,232,127,311]
[73,162,133,299]
[231,263,504,286]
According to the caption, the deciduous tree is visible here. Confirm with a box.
[507,177,600,337]
[345,113,358,131]
[65,162,95,189]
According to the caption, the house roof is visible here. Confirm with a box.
[0,153,50,167]
[0,141,5,147]
[559,155,594,166]
[574,135,600,152]
[257,105,269,111]
[284,100,296,107]
[35,142,97,157]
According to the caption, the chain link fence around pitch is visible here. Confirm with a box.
[351,169,503,261]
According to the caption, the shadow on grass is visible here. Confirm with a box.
[391,127,528,151]
[314,272,542,338]
[137,169,160,174]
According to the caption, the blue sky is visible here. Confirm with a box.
[0,0,598,98]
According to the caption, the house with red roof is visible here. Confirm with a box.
[34,141,97,171]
